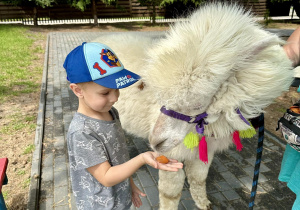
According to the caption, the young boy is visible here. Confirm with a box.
[63,42,183,210]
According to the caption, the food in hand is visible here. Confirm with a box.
[156,155,169,164]
[290,106,300,114]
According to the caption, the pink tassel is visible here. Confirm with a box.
[199,136,208,164]
[232,131,243,151]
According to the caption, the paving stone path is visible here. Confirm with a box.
[29,30,296,210]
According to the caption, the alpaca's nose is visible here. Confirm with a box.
[149,133,180,153]
[149,136,169,153]
[150,113,183,152]
[149,137,167,152]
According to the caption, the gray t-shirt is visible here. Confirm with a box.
[67,107,132,210]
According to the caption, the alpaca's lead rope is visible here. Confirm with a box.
[248,113,264,209]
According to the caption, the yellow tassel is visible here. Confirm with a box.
[184,132,199,151]
[239,125,256,138]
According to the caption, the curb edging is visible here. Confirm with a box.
[27,33,49,210]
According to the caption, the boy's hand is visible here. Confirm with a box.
[141,152,183,171]
[130,178,146,208]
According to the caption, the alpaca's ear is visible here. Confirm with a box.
[248,35,283,57]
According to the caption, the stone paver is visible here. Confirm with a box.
[32,30,297,210]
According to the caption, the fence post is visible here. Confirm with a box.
[129,0,133,17]
[92,0,98,25]
[33,7,38,26]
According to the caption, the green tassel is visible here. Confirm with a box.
[239,125,256,138]
[184,132,199,151]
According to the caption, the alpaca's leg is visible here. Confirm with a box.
[185,159,212,210]
[158,168,185,210]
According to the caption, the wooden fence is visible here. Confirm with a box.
[0,1,165,22]
[0,0,268,25]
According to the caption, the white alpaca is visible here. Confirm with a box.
[93,3,293,209]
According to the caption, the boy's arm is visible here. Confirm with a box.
[87,151,183,187]
[130,177,146,208]
[284,26,300,67]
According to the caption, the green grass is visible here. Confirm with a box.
[277,107,287,113]
[1,112,37,135]
[2,190,8,200]
[0,25,44,140]
[23,177,30,188]
[0,25,42,102]
[23,144,35,155]
[17,170,26,175]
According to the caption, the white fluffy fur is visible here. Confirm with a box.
[93,3,293,209]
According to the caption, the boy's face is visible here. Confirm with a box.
[77,82,120,114]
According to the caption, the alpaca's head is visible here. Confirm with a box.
[145,3,293,153]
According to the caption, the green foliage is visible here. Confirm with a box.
[160,0,206,7]
[138,0,206,8]
[69,0,91,11]
[270,0,292,2]
[70,0,116,11]
[264,9,271,26]
[1,0,56,7]
[137,0,206,24]
[35,0,56,7]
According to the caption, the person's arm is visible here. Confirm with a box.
[87,151,183,187]
[130,177,146,208]
[283,26,300,67]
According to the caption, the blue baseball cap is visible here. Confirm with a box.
[63,42,140,89]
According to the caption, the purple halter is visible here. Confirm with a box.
[160,106,208,135]
[236,108,250,126]
[160,106,249,135]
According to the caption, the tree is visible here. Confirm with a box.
[69,0,117,25]
[2,0,56,25]
[3,0,114,26]
[3,0,56,7]
[138,0,206,24]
